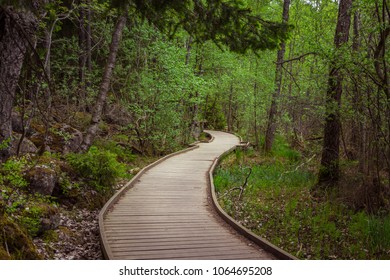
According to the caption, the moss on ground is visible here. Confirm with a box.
[0,214,42,259]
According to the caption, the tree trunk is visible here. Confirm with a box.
[190,42,201,138]
[81,9,127,151]
[78,0,87,84]
[86,0,92,72]
[350,11,364,163]
[227,83,233,132]
[264,0,290,152]
[253,81,259,147]
[0,6,37,162]
[185,36,192,66]
[318,0,353,186]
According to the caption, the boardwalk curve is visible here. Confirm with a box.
[100,130,278,259]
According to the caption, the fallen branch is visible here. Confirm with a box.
[219,168,252,201]
[278,155,316,180]
[238,168,252,201]
[219,186,242,199]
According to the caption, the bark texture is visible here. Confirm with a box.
[318,0,353,185]
[0,6,37,162]
[81,10,127,150]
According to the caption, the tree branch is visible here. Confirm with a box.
[277,52,318,64]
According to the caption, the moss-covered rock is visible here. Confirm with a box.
[30,123,83,154]
[10,133,38,156]
[19,202,60,237]
[26,166,57,196]
[0,214,42,260]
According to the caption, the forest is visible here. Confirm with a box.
[0,0,389,259]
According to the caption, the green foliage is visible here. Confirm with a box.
[66,146,127,192]
[19,206,43,237]
[0,157,28,189]
[94,139,136,163]
[58,172,80,197]
[204,101,227,130]
[0,137,11,150]
[115,21,209,152]
[48,127,72,142]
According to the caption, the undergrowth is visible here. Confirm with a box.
[214,137,390,259]
[66,145,128,192]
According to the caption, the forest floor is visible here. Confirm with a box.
[31,179,133,260]
[33,208,102,259]
[214,137,390,260]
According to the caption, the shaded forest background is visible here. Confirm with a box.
[0,0,389,259]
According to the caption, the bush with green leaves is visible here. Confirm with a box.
[66,146,127,192]
[0,157,28,189]
[94,139,135,163]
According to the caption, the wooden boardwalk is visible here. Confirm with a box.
[100,130,277,259]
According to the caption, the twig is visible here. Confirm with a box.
[281,64,301,91]
[3,228,10,257]
[238,168,252,201]
[278,155,316,180]
[219,168,252,201]
[276,52,318,64]
[219,186,242,199]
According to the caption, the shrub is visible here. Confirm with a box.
[66,146,127,192]
[0,157,28,189]
[94,139,135,163]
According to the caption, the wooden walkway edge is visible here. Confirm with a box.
[99,130,295,260]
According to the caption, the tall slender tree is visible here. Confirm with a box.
[81,6,128,150]
[318,0,353,186]
[264,0,291,152]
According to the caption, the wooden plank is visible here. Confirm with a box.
[105,232,231,239]
[111,243,256,252]
[112,248,262,258]
[108,236,237,245]
[108,239,244,247]
[105,233,234,241]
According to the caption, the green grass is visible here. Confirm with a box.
[214,140,390,259]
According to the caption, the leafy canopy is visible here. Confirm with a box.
[115,0,291,53]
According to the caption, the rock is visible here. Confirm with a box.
[10,133,38,156]
[129,167,141,175]
[104,104,131,126]
[30,123,83,154]
[61,125,83,154]
[0,215,43,259]
[39,214,60,233]
[11,111,24,133]
[11,111,35,136]
[26,166,58,196]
